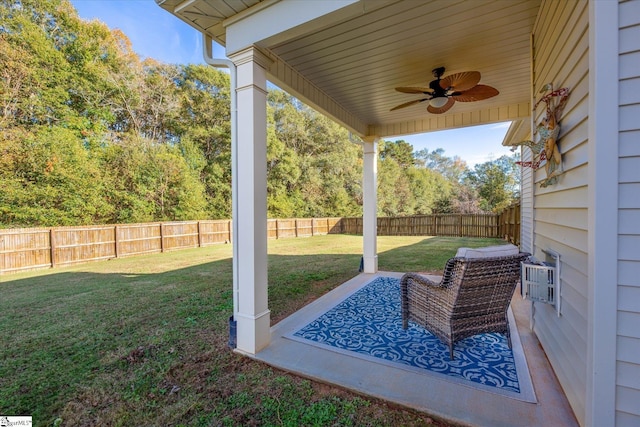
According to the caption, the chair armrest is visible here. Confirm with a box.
[400,272,445,288]
[400,271,455,329]
[400,272,452,306]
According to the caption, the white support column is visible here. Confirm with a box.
[229,47,272,355]
[362,136,378,273]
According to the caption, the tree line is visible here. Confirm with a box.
[0,0,519,228]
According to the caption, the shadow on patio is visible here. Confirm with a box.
[248,271,579,427]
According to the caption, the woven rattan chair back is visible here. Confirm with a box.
[401,252,530,359]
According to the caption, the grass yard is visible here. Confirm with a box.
[0,234,504,426]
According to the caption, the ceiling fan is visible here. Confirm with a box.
[390,66,499,114]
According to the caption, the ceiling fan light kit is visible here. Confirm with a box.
[429,97,449,108]
[391,66,499,114]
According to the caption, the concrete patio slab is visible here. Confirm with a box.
[243,273,578,427]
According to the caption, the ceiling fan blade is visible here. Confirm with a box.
[390,98,429,111]
[451,84,499,102]
[427,97,455,114]
[395,86,433,94]
[440,71,481,92]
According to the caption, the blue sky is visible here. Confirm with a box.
[70,0,514,167]
[71,0,212,64]
[393,123,513,167]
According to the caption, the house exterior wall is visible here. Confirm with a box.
[616,1,640,425]
[520,144,534,254]
[531,1,589,424]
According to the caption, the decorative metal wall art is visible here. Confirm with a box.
[506,84,570,188]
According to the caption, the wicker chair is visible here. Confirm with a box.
[400,252,530,359]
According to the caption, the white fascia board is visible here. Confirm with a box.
[502,119,531,147]
[224,0,360,55]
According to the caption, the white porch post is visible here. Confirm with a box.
[229,47,271,354]
[362,136,379,273]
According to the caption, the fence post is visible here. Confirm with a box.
[159,223,165,253]
[517,204,521,244]
[50,228,56,268]
[504,210,508,240]
[197,221,202,247]
[275,219,279,240]
[114,226,119,258]
[295,218,298,237]
[512,206,520,243]
[228,220,232,243]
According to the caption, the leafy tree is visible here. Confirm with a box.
[266,103,303,218]
[267,90,361,218]
[301,112,362,217]
[406,167,452,214]
[175,64,232,218]
[1,0,74,127]
[0,126,112,226]
[465,154,520,213]
[0,0,211,226]
[415,147,469,183]
[377,155,412,216]
[0,0,519,228]
[380,140,415,169]
[450,185,484,214]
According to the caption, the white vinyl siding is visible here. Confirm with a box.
[531,1,589,424]
[616,1,640,425]
[520,145,534,253]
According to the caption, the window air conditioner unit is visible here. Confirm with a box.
[521,249,561,316]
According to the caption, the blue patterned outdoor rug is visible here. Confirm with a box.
[289,276,536,402]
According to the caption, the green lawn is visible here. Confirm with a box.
[0,235,504,427]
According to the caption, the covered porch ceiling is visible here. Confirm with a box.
[156,0,540,138]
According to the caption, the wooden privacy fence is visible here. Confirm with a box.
[340,214,500,238]
[267,218,342,239]
[1,210,520,275]
[0,218,341,275]
[0,221,232,275]
[498,203,521,245]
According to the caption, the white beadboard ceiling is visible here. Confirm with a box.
[156,0,541,137]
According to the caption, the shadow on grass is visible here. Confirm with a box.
[1,236,501,426]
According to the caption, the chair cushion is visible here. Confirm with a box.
[455,243,520,259]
